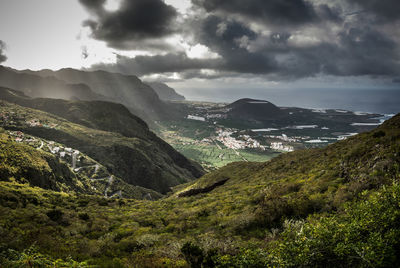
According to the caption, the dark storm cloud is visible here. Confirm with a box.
[91,53,219,76]
[191,0,318,25]
[348,0,400,22]
[91,17,278,76]
[79,0,106,11]
[91,15,400,80]
[191,16,278,74]
[329,27,400,76]
[191,0,344,26]
[0,40,7,63]
[83,0,400,81]
[79,0,177,49]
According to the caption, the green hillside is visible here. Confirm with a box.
[0,128,160,200]
[0,109,399,266]
[0,90,203,194]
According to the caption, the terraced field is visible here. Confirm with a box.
[158,120,280,170]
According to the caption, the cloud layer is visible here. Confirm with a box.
[80,0,400,81]
[80,0,177,49]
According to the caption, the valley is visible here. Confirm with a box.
[0,67,398,267]
[1,1,400,266]
[156,100,390,170]
[1,112,399,267]
[0,90,204,195]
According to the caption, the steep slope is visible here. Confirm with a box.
[0,130,84,193]
[0,89,203,193]
[146,82,185,101]
[0,66,103,101]
[0,129,160,199]
[0,112,398,266]
[24,68,180,121]
[178,113,400,207]
[0,87,149,138]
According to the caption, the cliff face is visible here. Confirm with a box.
[26,68,180,121]
[0,66,104,101]
[146,82,185,101]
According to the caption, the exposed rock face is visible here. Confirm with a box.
[146,82,185,101]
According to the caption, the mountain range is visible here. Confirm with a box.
[0,66,184,122]
[0,83,399,266]
[0,66,399,267]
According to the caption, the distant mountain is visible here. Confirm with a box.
[227,98,286,121]
[0,66,104,101]
[146,82,185,101]
[224,98,381,129]
[21,68,180,121]
[0,87,204,193]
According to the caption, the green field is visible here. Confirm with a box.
[157,119,280,170]
[174,143,279,170]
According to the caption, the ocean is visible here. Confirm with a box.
[182,88,400,115]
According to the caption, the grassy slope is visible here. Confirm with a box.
[0,128,160,200]
[0,113,399,266]
[0,88,204,193]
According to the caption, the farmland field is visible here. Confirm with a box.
[156,119,280,170]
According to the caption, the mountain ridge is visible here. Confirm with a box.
[0,88,204,194]
[20,67,180,121]
[146,82,185,101]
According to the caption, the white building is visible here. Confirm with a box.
[270,142,294,152]
[187,115,206,122]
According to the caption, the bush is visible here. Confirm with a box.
[181,242,204,268]
[79,212,90,221]
[46,209,63,222]
[272,183,400,267]
[373,130,386,138]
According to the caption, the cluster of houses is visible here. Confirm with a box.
[266,134,300,143]
[270,142,294,152]
[215,129,266,150]
[206,113,227,119]
[187,110,228,122]
[0,110,58,130]
[8,131,37,144]
[47,141,81,169]
[26,119,58,129]
[7,130,82,169]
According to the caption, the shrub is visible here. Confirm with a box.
[181,242,204,268]
[79,212,90,221]
[46,209,63,222]
[373,130,386,138]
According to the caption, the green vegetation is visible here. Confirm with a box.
[0,127,160,200]
[0,91,204,194]
[0,112,399,266]
[157,119,279,170]
[174,143,278,169]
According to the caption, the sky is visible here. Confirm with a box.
[0,0,399,102]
